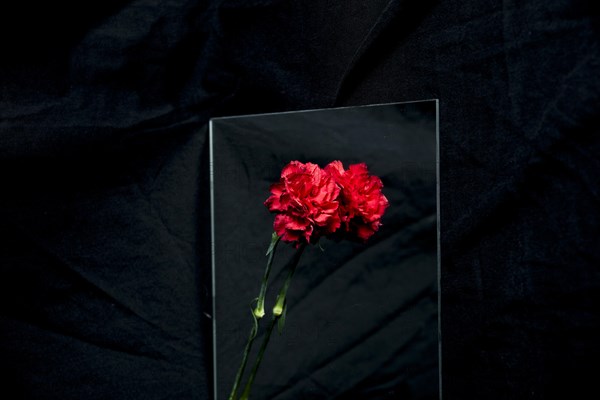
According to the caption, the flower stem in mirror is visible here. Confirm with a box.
[227,306,259,400]
[239,316,277,400]
[253,232,280,319]
[228,233,280,400]
[273,243,305,316]
[239,243,306,400]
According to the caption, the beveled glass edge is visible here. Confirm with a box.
[436,99,442,400]
[209,119,217,399]
[209,99,439,122]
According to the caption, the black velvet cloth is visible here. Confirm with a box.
[1,1,598,399]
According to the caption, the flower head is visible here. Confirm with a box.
[325,160,389,241]
[265,161,341,245]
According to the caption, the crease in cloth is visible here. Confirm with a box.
[1,215,189,344]
[333,0,439,105]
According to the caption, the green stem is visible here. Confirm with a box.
[228,321,258,400]
[228,233,280,400]
[239,243,307,400]
[272,244,305,316]
[253,232,281,319]
[239,317,277,400]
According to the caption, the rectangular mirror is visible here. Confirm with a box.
[210,101,440,400]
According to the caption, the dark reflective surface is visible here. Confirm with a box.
[211,101,439,400]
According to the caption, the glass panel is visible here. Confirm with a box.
[210,101,440,400]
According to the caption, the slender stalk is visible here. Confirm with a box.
[239,243,306,400]
[239,317,277,400]
[254,233,281,318]
[228,233,280,400]
[272,246,301,316]
[228,322,258,400]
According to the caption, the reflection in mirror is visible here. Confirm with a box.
[210,101,440,400]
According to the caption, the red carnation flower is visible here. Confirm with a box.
[325,160,389,241]
[265,161,341,245]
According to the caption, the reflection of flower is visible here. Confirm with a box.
[232,160,388,400]
[264,161,341,245]
[325,161,389,241]
[264,160,389,244]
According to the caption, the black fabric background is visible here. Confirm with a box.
[1,1,598,399]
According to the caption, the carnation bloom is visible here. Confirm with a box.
[325,160,389,241]
[264,161,341,245]
[234,160,389,400]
